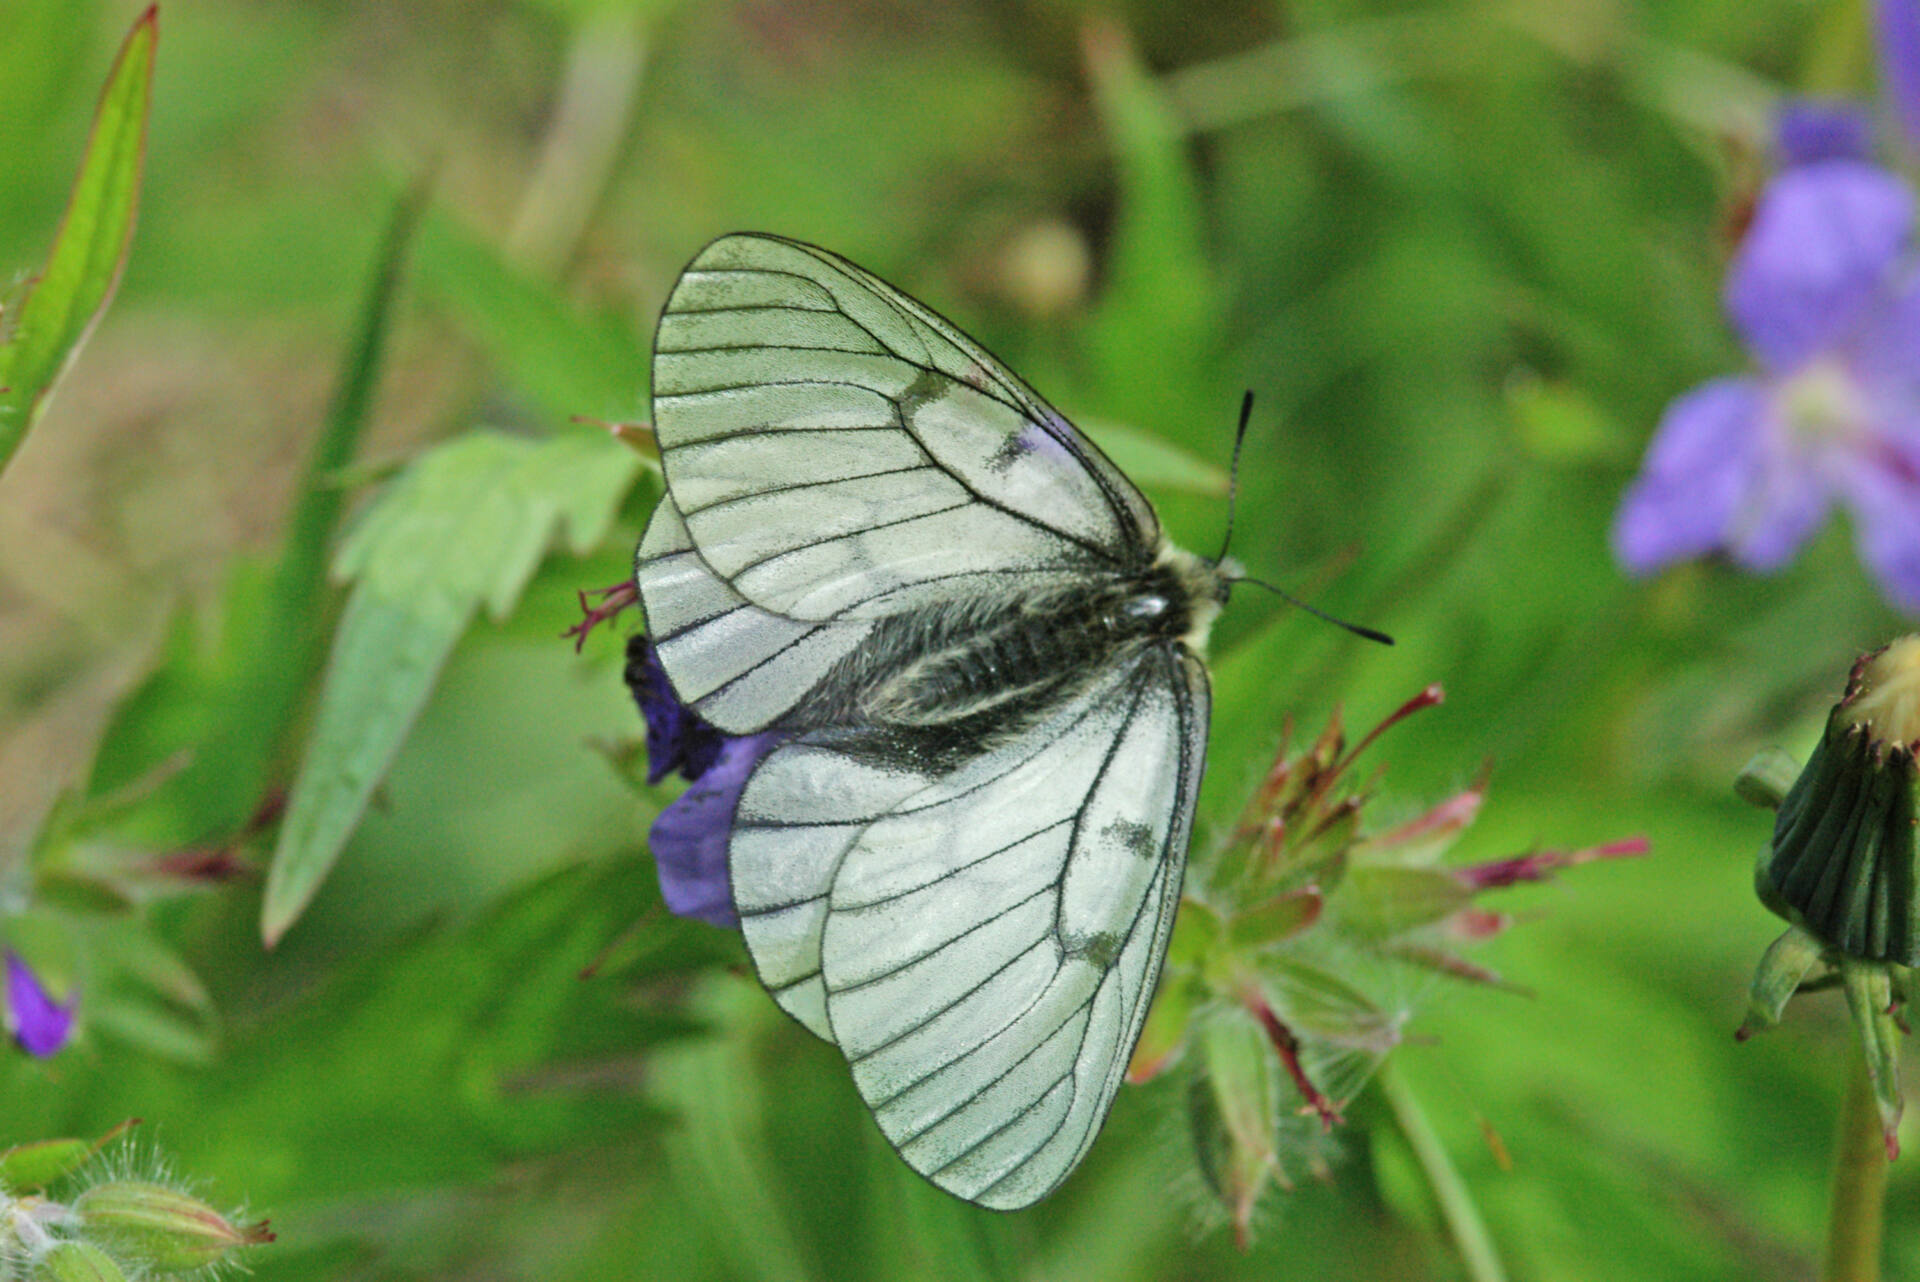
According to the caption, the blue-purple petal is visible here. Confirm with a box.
[648,732,783,928]
[1776,100,1876,166]
[1837,441,1920,612]
[1880,0,1920,150]
[1848,279,1920,411]
[1614,378,1769,573]
[1726,439,1831,571]
[5,950,75,1058]
[625,634,725,785]
[1725,162,1914,371]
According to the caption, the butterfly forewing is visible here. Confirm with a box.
[650,234,1158,622]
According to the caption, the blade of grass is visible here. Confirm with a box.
[178,184,431,835]
[0,5,156,472]
[84,184,428,847]
[1378,1059,1508,1282]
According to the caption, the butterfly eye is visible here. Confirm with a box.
[1125,595,1169,620]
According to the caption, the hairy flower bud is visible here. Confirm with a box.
[1153,686,1638,1240]
[72,1181,271,1274]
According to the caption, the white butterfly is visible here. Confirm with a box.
[635,233,1225,1209]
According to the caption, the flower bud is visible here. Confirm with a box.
[72,1181,271,1273]
[1741,637,1920,1156]
[29,1242,131,1282]
[1188,1013,1283,1246]
[1757,636,1920,962]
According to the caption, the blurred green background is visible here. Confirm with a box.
[1,0,1912,1278]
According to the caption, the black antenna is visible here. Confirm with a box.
[1216,390,1393,647]
[1234,573,1395,646]
[1214,389,1256,564]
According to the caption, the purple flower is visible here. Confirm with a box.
[1776,101,1875,167]
[624,634,783,928]
[649,731,783,928]
[1613,161,1920,612]
[625,635,726,785]
[1880,0,1920,148]
[5,950,76,1058]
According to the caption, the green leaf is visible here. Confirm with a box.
[1227,888,1324,951]
[0,1137,91,1193]
[1840,961,1905,1158]
[1336,865,1474,940]
[1079,415,1229,496]
[262,428,643,943]
[0,1121,135,1194]
[1188,1010,1281,1233]
[40,859,713,1226]
[1735,747,1803,812]
[1081,16,1218,432]
[412,205,647,422]
[649,977,814,1282]
[1737,925,1824,1038]
[1258,954,1394,1048]
[0,5,154,473]
[81,922,220,1064]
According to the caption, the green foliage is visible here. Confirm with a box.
[264,426,642,942]
[411,206,648,424]
[87,188,428,851]
[3,1,1916,1280]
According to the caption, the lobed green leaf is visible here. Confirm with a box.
[262,428,642,943]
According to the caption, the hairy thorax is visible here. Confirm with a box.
[780,541,1226,768]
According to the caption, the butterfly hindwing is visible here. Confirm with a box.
[729,647,1209,1208]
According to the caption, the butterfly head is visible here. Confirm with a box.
[1152,540,1235,655]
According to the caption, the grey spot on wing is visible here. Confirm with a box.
[1061,930,1123,967]
[1102,817,1157,860]
[987,430,1031,473]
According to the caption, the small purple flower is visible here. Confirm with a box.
[1879,0,1920,148]
[1776,101,1875,167]
[649,731,783,928]
[1614,160,1920,612]
[625,635,726,785]
[5,950,76,1058]
[624,634,784,928]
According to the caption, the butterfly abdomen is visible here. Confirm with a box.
[781,550,1221,756]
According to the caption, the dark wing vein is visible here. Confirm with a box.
[934,1073,1076,1179]
[830,885,1054,1003]
[846,935,1058,1065]
[891,990,1098,1142]
[833,655,1168,1108]
[834,818,1074,913]
[674,463,943,519]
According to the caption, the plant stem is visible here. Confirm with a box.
[1377,1059,1507,1282]
[1823,1048,1887,1282]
